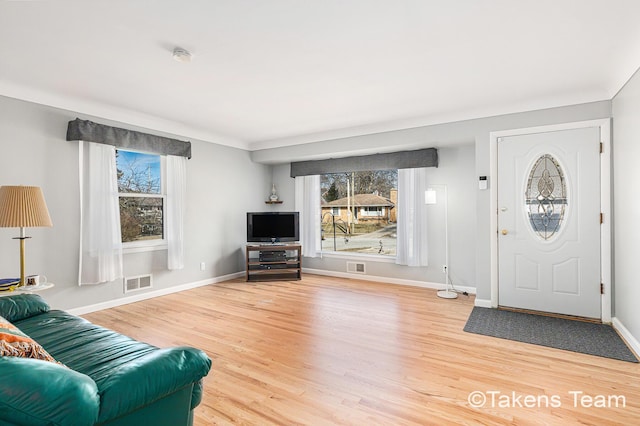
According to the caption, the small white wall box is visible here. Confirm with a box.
[479,176,488,190]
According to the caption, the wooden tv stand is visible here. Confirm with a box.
[245,244,302,282]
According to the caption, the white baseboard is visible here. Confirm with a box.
[303,268,476,295]
[474,298,492,308]
[612,317,640,358]
[67,271,245,316]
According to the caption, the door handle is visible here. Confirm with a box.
[501,229,508,235]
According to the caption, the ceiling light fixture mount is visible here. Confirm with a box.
[172,47,192,63]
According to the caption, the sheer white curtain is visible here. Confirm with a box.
[395,167,429,266]
[166,155,187,270]
[78,141,123,285]
[295,175,321,258]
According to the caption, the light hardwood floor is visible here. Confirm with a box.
[83,275,640,425]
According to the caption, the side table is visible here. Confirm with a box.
[0,282,55,297]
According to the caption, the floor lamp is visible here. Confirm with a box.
[425,185,457,299]
[0,186,53,287]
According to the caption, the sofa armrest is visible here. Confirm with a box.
[190,379,205,409]
[0,294,49,322]
[97,346,211,423]
[0,357,100,426]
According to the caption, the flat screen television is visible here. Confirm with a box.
[247,212,300,243]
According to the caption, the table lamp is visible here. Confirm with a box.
[0,186,53,287]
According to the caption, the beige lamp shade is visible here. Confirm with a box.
[0,186,53,228]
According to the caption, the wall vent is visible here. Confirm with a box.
[347,262,366,274]
[124,274,153,293]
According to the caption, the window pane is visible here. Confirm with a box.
[119,197,164,242]
[116,150,161,194]
[525,154,567,240]
[320,170,397,256]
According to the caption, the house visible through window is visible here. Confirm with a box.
[116,150,165,244]
[320,170,398,256]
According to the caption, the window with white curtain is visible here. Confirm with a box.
[78,146,186,286]
[291,148,436,264]
[72,119,189,283]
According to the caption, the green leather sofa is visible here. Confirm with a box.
[0,294,211,426]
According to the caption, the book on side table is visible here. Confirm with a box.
[0,279,19,292]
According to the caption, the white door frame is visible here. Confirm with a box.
[489,119,611,322]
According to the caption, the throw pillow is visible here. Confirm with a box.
[0,315,58,363]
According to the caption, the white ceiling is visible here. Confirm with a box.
[2,1,640,151]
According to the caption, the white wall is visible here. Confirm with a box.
[0,95,271,310]
[269,164,297,212]
[612,69,640,342]
[257,101,612,297]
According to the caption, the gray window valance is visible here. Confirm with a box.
[290,148,438,177]
[66,118,192,159]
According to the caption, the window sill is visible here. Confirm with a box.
[318,251,397,263]
[123,243,167,254]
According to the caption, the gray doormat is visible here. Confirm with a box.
[464,307,638,363]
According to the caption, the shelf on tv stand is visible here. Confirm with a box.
[245,244,301,282]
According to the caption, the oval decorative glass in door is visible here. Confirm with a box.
[525,154,567,240]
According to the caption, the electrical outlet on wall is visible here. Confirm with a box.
[442,265,447,273]
[200,262,206,271]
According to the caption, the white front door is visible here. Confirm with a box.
[497,127,601,319]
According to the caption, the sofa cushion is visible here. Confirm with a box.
[15,310,157,378]
[0,293,50,322]
[0,357,100,426]
[0,315,58,363]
